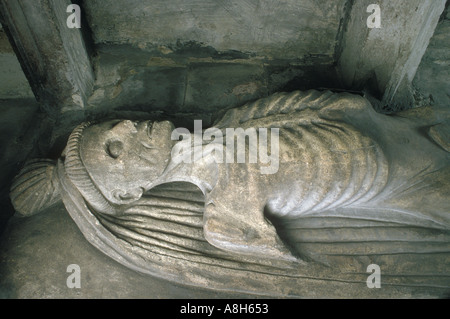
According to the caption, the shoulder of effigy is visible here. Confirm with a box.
[215,90,372,127]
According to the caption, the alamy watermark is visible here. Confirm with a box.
[66,4,81,29]
[170,120,280,175]
[66,264,81,289]
[367,4,381,29]
[66,3,382,31]
[366,264,381,288]
[65,262,381,290]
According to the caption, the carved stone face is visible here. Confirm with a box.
[80,119,175,205]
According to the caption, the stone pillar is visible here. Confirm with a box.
[0,0,94,116]
[337,0,446,111]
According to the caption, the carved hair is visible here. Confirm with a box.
[65,122,119,215]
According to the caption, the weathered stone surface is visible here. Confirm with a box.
[83,0,346,61]
[2,0,450,298]
[0,0,95,114]
[0,99,41,234]
[0,202,250,299]
[9,159,60,217]
[184,62,267,112]
[10,90,450,297]
[85,45,343,123]
[0,24,34,99]
[413,17,450,109]
[338,0,446,112]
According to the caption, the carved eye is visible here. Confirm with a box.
[106,140,123,159]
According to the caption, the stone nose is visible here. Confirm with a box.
[110,120,138,135]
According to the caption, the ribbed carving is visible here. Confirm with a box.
[10,159,61,216]
[64,122,119,215]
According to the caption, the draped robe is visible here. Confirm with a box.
[54,90,450,297]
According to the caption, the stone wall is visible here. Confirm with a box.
[0,24,34,99]
[81,0,347,125]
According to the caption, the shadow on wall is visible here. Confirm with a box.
[0,100,40,234]
[85,44,345,127]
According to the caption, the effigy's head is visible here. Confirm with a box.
[65,119,175,213]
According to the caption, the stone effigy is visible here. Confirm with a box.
[10,90,450,297]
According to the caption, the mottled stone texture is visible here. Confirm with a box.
[9,91,450,298]
[1,0,450,299]
[338,0,446,112]
[0,25,34,99]
[0,0,95,114]
[84,45,341,127]
[0,99,41,236]
[75,0,346,123]
[413,10,450,110]
[83,0,345,60]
